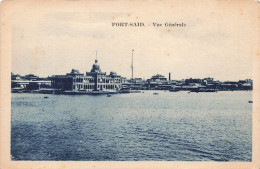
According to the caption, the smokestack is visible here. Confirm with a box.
[169,73,171,81]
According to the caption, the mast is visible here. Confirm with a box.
[131,50,134,83]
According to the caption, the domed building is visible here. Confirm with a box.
[51,59,123,93]
[86,59,122,91]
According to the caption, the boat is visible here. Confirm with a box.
[153,92,159,95]
[107,94,112,97]
[248,100,253,103]
[44,96,49,99]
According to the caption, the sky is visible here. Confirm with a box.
[8,0,259,81]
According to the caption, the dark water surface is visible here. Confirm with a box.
[11,91,252,161]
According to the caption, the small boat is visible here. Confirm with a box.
[44,96,49,99]
[248,100,253,103]
[153,93,159,95]
[107,94,112,97]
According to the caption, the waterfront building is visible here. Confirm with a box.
[50,59,122,93]
[11,73,40,81]
[24,74,39,81]
[147,74,167,83]
[121,77,129,84]
[145,74,169,89]
[205,81,221,89]
[11,79,51,92]
[126,78,146,90]
[131,78,145,84]
[203,77,214,83]
[50,69,88,91]
[184,78,203,85]
[11,73,51,92]
[146,74,167,84]
[11,74,22,80]
[238,79,253,90]
[221,81,239,90]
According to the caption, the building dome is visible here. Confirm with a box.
[92,60,100,69]
[91,59,101,72]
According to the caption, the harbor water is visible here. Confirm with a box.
[11,91,252,161]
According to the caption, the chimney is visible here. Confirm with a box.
[169,73,171,81]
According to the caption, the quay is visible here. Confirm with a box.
[11,74,253,95]
[11,57,253,94]
[11,72,253,95]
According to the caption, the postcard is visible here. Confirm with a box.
[0,0,260,169]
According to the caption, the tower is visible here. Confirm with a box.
[91,51,101,73]
[131,50,134,83]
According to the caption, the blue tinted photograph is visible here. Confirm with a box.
[9,0,254,161]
